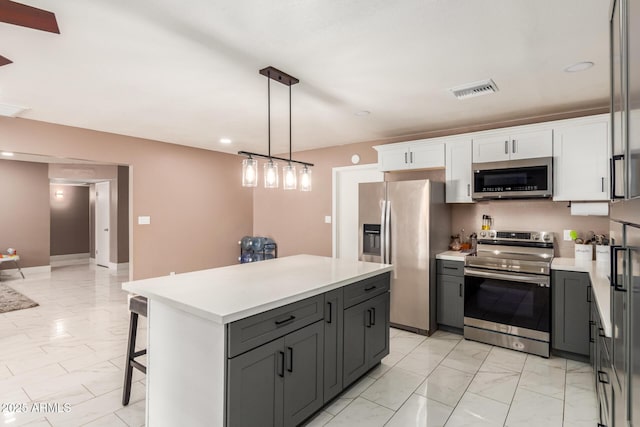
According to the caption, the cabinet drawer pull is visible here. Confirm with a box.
[286,347,293,373]
[597,370,610,384]
[326,301,333,324]
[277,351,285,377]
[275,315,296,326]
[364,285,377,292]
[371,307,376,326]
[443,266,458,270]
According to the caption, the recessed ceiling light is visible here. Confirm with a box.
[564,61,594,72]
[220,138,232,144]
[1,152,15,157]
[355,110,370,116]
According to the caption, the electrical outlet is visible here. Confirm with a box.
[563,230,574,241]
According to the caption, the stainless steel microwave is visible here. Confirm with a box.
[472,157,553,200]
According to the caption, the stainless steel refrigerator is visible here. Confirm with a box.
[609,0,640,424]
[358,179,450,335]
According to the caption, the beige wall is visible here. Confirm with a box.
[451,200,609,257]
[0,159,50,268]
[0,118,253,279]
[50,185,90,256]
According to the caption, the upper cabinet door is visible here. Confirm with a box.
[445,139,473,203]
[378,145,410,171]
[410,142,445,169]
[509,129,553,160]
[472,134,511,163]
[554,120,610,201]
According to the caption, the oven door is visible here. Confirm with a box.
[463,268,551,341]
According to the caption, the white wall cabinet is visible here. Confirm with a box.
[473,129,552,163]
[376,141,444,172]
[445,139,473,203]
[553,119,610,201]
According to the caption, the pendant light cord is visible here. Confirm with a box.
[289,85,292,162]
[267,71,271,159]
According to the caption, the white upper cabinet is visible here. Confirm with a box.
[553,118,610,201]
[375,140,445,172]
[473,129,552,163]
[445,139,473,203]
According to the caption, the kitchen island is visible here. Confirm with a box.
[123,254,393,427]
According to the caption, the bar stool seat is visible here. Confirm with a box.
[122,295,147,406]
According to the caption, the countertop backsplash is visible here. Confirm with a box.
[451,199,609,258]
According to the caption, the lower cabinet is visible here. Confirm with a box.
[551,270,590,357]
[343,292,390,388]
[436,260,464,330]
[227,321,324,427]
[323,288,343,404]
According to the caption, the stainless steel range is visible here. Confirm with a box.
[463,230,554,357]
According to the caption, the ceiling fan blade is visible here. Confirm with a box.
[0,0,59,33]
[0,54,13,66]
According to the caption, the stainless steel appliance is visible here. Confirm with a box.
[472,157,553,200]
[358,180,450,335]
[609,0,640,423]
[463,230,554,357]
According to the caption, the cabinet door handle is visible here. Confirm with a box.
[467,183,471,197]
[610,154,625,199]
[459,283,462,297]
[587,286,592,303]
[504,141,508,154]
[404,152,408,164]
[512,139,516,153]
[611,247,627,292]
[365,309,372,328]
[275,315,296,326]
[410,151,414,163]
[597,370,610,384]
[277,351,285,377]
[371,307,376,326]
[601,177,605,193]
[589,321,596,343]
[286,347,293,372]
[326,301,333,324]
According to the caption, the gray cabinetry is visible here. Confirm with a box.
[323,288,343,403]
[552,270,590,357]
[436,260,464,330]
[343,292,390,388]
[591,299,613,427]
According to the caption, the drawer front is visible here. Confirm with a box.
[436,260,464,277]
[343,273,390,309]
[227,294,324,358]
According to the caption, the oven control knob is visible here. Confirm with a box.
[479,231,486,238]
[543,234,551,242]
[488,231,496,238]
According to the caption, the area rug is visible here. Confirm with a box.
[0,283,39,313]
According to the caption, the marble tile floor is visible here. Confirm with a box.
[306,329,599,427]
[0,263,598,426]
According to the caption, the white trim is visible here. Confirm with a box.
[109,262,130,271]
[0,265,51,276]
[50,253,90,261]
[331,163,383,259]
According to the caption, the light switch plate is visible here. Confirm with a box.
[138,216,151,225]
[563,230,573,241]
[324,216,332,224]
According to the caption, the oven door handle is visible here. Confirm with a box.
[464,268,550,286]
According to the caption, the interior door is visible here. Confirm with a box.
[95,181,110,267]
[387,180,430,331]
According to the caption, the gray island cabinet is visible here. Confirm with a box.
[122,255,392,427]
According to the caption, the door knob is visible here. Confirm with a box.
[104,228,109,232]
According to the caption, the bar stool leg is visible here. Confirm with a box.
[122,311,139,406]
[15,261,25,279]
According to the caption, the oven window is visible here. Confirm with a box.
[474,165,549,193]
[464,275,550,333]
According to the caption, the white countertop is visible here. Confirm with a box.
[436,251,468,262]
[552,257,611,337]
[123,254,393,325]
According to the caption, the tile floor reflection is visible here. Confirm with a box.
[0,263,598,426]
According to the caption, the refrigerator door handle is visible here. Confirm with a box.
[380,200,386,264]
[385,200,391,264]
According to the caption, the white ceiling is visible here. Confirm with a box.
[0,0,610,155]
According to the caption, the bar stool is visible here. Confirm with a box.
[122,295,147,406]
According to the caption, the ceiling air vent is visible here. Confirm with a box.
[449,79,499,100]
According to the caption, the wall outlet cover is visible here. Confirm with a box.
[138,216,151,225]
[563,230,575,241]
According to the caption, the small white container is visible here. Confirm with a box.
[575,244,594,262]
[595,245,610,264]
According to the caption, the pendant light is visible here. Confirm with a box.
[239,66,313,191]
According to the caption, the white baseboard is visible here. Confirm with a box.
[108,262,130,271]
[50,253,90,262]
